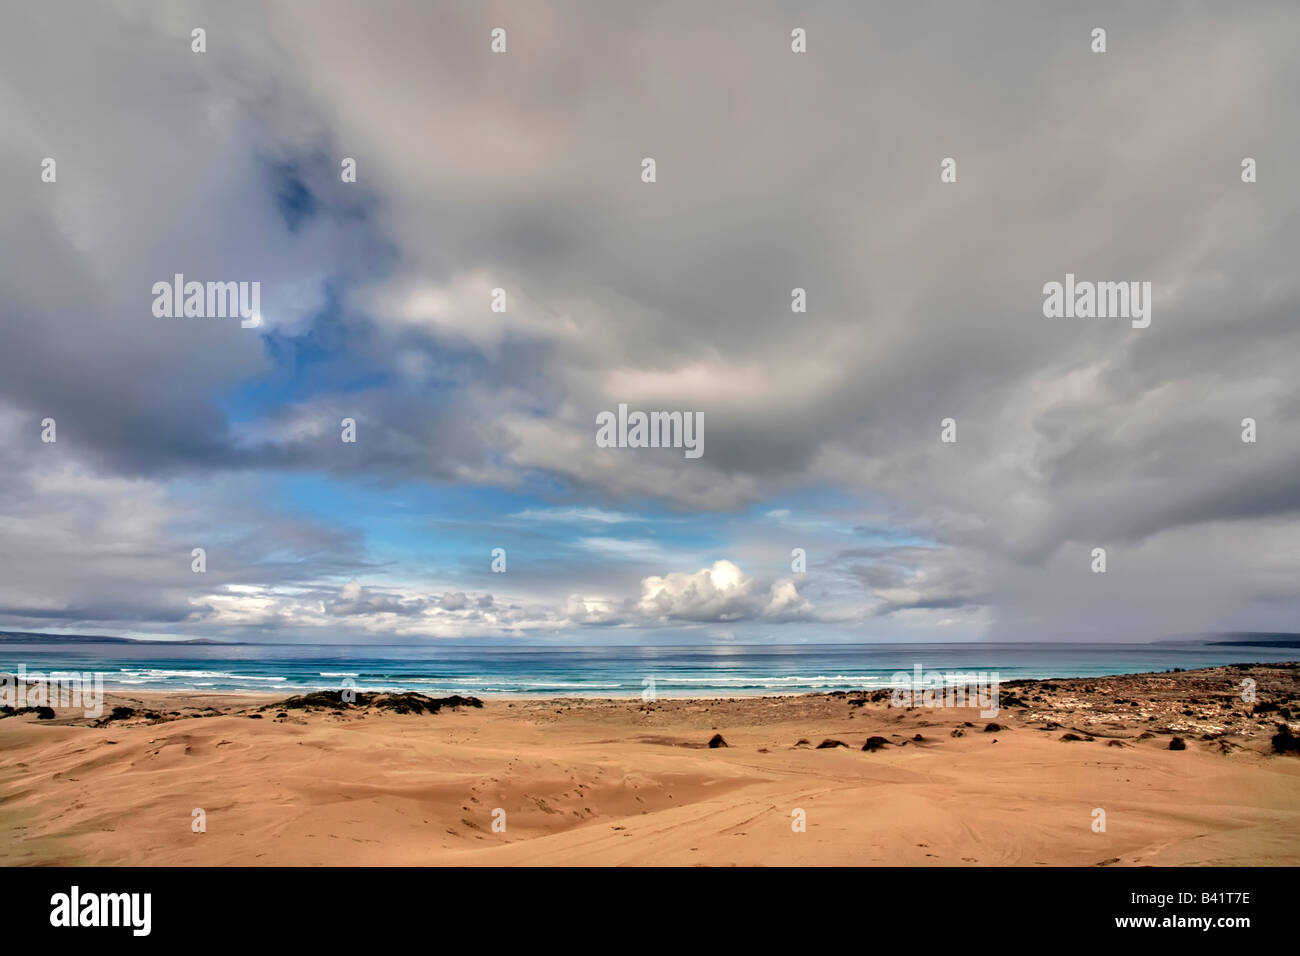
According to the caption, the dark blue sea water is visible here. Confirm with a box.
[0,641,1293,697]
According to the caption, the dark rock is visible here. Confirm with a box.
[277,690,483,715]
[372,693,482,715]
[1169,737,1186,751]
[913,733,924,741]
[1107,740,1126,748]
[1271,725,1300,755]
[1059,733,1085,742]
[816,739,848,749]
[279,690,352,710]
[707,733,727,748]
[1,706,56,720]
[861,736,890,752]
[983,723,1003,733]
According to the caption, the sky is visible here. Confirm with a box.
[1,1,1297,645]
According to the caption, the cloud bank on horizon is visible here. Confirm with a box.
[1,1,1298,644]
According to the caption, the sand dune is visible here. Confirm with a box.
[2,666,1298,866]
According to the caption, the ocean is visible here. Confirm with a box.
[0,640,1293,698]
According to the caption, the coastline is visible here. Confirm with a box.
[2,662,1297,866]
[4,639,1292,701]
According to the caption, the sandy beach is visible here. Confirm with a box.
[2,663,1298,866]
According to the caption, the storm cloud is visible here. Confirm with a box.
[1,1,1297,642]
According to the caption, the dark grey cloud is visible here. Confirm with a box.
[0,1,1297,641]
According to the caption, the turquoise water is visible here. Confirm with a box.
[0,641,1292,697]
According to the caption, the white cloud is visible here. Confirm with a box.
[636,560,812,624]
